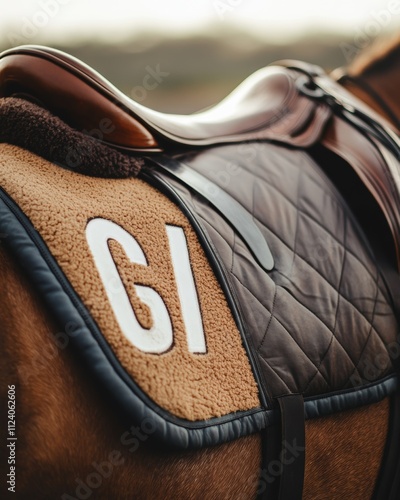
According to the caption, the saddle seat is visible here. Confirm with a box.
[0,45,329,151]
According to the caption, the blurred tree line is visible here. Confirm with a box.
[0,29,381,112]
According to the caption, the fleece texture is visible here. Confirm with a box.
[0,235,389,497]
[0,244,263,499]
[0,97,144,177]
[0,143,260,421]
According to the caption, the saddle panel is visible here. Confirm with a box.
[1,134,397,449]
[160,143,399,402]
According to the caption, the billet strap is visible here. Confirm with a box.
[257,425,280,499]
[336,73,400,131]
[277,395,306,500]
[373,391,400,500]
[257,395,305,500]
[145,155,275,272]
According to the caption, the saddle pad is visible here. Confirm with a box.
[0,102,399,450]
[1,138,399,449]
[0,143,268,447]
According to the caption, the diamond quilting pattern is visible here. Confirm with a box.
[167,142,399,401]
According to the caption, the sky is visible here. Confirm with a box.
[0,0,399,45]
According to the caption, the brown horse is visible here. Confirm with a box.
[0,37,399,500]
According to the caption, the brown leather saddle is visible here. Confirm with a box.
[0,46,330,150]
[0,45,399,500]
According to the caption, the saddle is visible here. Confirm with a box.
[0,45,399,498]
[1,46,399,266]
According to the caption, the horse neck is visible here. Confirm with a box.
[342,67,400,132]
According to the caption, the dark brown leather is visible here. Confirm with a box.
[0,50,158,149]
[276,59,400,271]
[313,73,400,269]
[322,116,400,267]
[158,143,399,401]
[0,46,332,151]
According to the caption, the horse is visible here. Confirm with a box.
[335,35,400,132]
[0,37,399,500]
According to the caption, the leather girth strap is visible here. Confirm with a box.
[259,395,305,500]
[277,395,306,500]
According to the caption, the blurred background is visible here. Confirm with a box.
[0,0,398,112]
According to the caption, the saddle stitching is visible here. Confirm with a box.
[210,148,389,285]
[256,286,278,354]
[179,181,391,397]
[347,260,383,384]
[205,223,357,391]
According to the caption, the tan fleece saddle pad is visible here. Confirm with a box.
[0,46,399,450]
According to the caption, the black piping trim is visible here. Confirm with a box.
[304,375,399,419]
